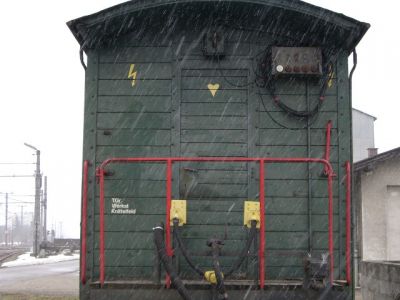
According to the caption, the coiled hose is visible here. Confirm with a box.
[173,219,257,279]
[209,239,228,299]
[153,224,192,300]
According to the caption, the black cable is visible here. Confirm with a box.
[153,224,192,300]
[258,88,320,130]
[79,47,87,71]
[224,220,257,277]
[209,240,228,299]
[173,219,205,277]
[265,64,330,119]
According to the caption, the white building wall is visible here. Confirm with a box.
[352,109,376,162]
[361,156,400,261]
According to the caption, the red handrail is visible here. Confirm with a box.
[345,161,352,284]
[81,160,89,285]
[96,157,334,287]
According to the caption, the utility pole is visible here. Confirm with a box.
[21,205,23,227]
[43,176,47,242]
[5,193,8,247]
[24,143,41,257]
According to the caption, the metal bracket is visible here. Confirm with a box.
[170,200,187,226]
[243,201,260,228]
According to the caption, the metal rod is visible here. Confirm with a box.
[43,176,47,242]
[345,161,352,285]
[81,161,89,285]
[259,160,265,289]
[5,193,8,246]
[165,159,172,288]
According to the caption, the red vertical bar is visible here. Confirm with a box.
[324,120,332,175]
[99,168,105,285]
[259,160,265,289]
[345,161,352,285]
[328,172,334,284]
[81,160,89,285]
[165,159,173,288]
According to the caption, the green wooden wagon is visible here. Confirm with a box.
[68,1,369,299]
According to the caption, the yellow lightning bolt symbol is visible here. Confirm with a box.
[128,64,137,87]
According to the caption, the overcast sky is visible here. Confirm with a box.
[0,1,398,238]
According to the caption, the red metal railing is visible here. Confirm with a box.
[345,161,352,285]
[96,157,334,287]
[81,160,89,285]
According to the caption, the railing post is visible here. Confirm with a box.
[259,160,265,289]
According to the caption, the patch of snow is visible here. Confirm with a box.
[1,252,79,268]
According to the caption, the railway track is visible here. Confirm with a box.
[0,248,27,265]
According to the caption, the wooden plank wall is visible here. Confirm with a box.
[88,27,350,282]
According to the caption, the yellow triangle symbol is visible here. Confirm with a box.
[208,83,220,97]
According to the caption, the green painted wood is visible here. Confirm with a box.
[181,103,248,116]
[98,79,171,96]
[82,51,99,293]
[94,214,339,231]
[257,145,339,162]
[83,28,354,292]
[99,47,172,63]
[181,129,248,143]
[179,42,251,57]
[97,113,171,129]
[258,78,337,96]
[99,63,171,80]
[96,146,171,161]
[94,266,155,279]
[182,69,248,77]
[98,180,166,197]
[181,142,248,157]
[259,111,338,129]
[97,129,171,146]
[181,90,247,102]
[178,162,249,171]
[98,96,171,113]
[91,232,338,253]
[260,95,338,112]
[181,77,248,89]
[185,169,249,184]
[102,164,166,180]
[336,51,352,279]
[263,163,338,179]
[259,129,338,146]
[94,196,340,216]
[181,116,247,129]
[94,250,155,266]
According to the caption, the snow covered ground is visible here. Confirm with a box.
[1,252,79,268]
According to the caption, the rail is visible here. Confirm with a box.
[96,157,335,288]
[81,160,89,285]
